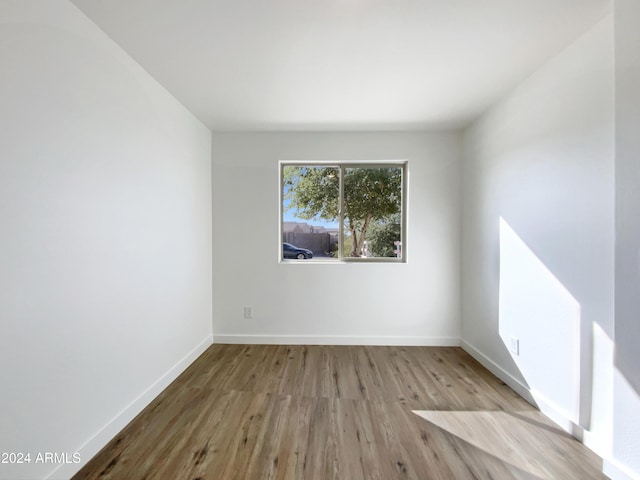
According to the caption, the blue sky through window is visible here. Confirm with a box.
[282,179,339,229]
[282,199,339,229]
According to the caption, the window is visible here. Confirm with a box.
[281,162,406,262]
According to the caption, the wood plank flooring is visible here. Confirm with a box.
[72,345,606,480]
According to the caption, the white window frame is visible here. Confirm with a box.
[279,160,408,263]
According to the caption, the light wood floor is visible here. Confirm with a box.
[72,345,606,480]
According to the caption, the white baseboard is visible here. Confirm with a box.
[528,388,585,437]
[460,339,535,405]
[604,458,640,480]
[47,335,213,480]
[461,341,588,437]
[460,340,631,480]
[461,342,581,437]
[213,334,460,347]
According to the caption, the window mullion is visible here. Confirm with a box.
[338,164,345,260]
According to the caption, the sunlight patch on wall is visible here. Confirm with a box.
[499,217,581,425]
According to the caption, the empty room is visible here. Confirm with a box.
[1,0,639,479]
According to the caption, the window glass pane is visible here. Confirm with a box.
[282,165,340,260]
[342,166,403,258]
[281,163,405,262]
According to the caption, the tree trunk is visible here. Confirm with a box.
[348,215,371,257]
[358,214,371,256]
[350,224,359,257]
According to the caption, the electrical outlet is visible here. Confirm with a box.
[510,337,520,355]
[244,306,253,319]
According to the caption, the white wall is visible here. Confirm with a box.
[212,132,461,345]
[607,1,640,479]
[461,15,614,458]
[0,2,213,479]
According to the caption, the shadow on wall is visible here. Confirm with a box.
[498,217,590,429]
[614,263,640,400]
[616,353,640,399]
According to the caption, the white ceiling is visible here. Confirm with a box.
[71,0,610,131]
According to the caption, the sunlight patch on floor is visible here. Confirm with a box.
[413,409,591,480]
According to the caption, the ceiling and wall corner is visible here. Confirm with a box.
[460,13,615,460]
[0,1,213,479]
[69,0,610,131]
[1,0,628,479]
